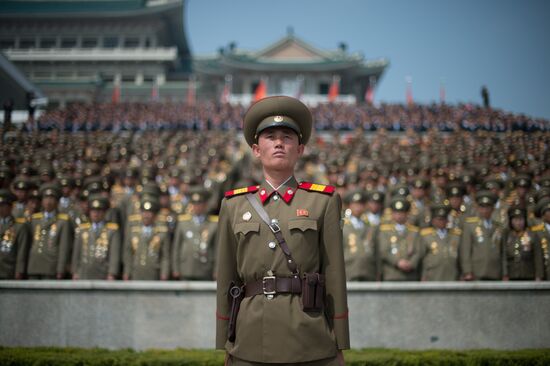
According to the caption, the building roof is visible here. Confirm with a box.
[0,52,45,109]
[194,33,389,76]
[0,0,191,72]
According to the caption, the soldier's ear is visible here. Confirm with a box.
[252,144,261,158]
[297,144,305,157]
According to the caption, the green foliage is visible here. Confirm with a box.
[1,348,550,366]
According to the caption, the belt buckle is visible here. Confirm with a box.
[262,276,276,299]
[269,222,281,234]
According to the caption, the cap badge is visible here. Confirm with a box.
[274,115,283,122]
[144,202,152,210]
[395,201,404,210]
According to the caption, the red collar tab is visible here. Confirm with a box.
[298,182,335,195]
[224,185,260,199]
[258,186,297,204]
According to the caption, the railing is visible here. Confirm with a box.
[4,47,177,62]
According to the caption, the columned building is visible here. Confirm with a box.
[0,0,191,107]
[194,31,389,106]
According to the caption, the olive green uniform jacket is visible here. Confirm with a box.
[0,216,30,279]
[216,178,350,363]
[532,223,550,280]
[72,222,121,279]
[342,215,377,281]
[25,211,73,277]
[460,216,504,280]
[377,222,421,281]
[419,227,461,281]
[123,222,170,280]
[172,213,218,280]
[501,228,543,280]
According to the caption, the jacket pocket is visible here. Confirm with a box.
[234,222,260,236]
[288,219,317,232]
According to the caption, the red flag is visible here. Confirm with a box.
[254,79,267,102]
[220,75,232,104]
[365,85,374,104]
[186,78,196,106]
[151,81,159,102]
[328,76,339,103]
[112,83,120,104]
[406,77,413,106]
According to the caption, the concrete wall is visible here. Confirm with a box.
[1,281,549,350]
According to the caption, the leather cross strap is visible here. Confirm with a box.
[246,193,299,274]
[244,276,302,297]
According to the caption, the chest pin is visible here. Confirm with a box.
[243,211,252,221]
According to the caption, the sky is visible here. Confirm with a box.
[186,0,550,120]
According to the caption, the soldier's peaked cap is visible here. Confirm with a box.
[243,96,312,147]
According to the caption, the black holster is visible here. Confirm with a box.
[227,282,244,342]
[301,272,325,312]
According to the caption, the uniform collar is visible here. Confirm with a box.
[259,176,298,204]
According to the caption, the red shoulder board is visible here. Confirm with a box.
[225,185,260,198]
[298,182,335,195]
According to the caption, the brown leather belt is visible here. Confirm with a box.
[244,276,302,297]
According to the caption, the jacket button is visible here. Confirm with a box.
[268,241,276,249]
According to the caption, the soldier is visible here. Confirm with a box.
[483,177,509,227]
[446,181,469,230]
[342,189,377,281]
[532,198,550,280]
[419,204,461,281]
[58,176,76,215]
[123,197,170,281]
[377,197,421,281]
[10,176,31,220]
[23,183,74,279]
[0,189,30,279]
[460,191,504,281]
[409,177,431,228]
[72,195,121,280]
[364,190,385,227]
[216,96,349,365]
[172,187,218,280]
[502,206,543,281]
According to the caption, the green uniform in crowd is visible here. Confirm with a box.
[72,196,121,280]
[172,188,218,280]
[460,191,504,280]
[533,198,550,280]
[216,96,349,365]
[24,184,74,279]
[342,190,377,281]
[419,204,461,281]
[123,198,170,281]
[0,190,30,279]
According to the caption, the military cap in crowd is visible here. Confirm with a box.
[433,168,447,178]
[39,183,61,199]
[0,189,16,204]
[12,176,31,191]
[88,194,110,210]
[538,175,550,188]
[391,184,409,198]
[141,197,160,212]
[189,186,211,203]
[507,206,527,220]
[344,189,367,204]
[390,196,411,212]
[39,165,55,178]
[84,176,107,193]
[460,171,476,186]
[243,96,312,147]
[366,190,385,203]
[431,203,451,218]
[58,176,75,188]
[79,189,91,201]
[412,177,430,190]
[536,188,550,202]
[512,174,531,188]
[482,177,504,191]
[475,190,498,207]
[0,166,13,181]
[536,197,550,217]
[446,182,465,197]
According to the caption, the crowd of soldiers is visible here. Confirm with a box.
[23,101,550,132]
[0,123,549,281]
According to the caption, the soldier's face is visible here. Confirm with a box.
[449,196,462,209]
[349,202,365,217]
[89,209,105,223]
[392,211,408,224]
[510,216,525,231]
[141,211,155,226]
[542,210,550,224]
[42,196,58,212]
[252,127,304,173]
[432,216,447,229]
[478,205,493,219]
[13,189,27,201]
[367,201,382,214]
